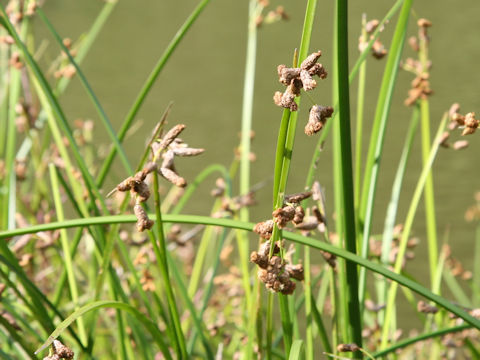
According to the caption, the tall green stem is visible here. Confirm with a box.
[335,0,362,350]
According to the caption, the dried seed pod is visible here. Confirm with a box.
[307,63,327,79]
[285,263,304,281]
[372,39,387,59]
[337,343,360,353]
[408,36,419,52]
[300,69,316,91]
[277,64,301,85]
[134,204,154,232]
[279,85,298,111]
[462,112,479,135]
[172,147,205,156]
[52,340,74,359]
[272,205,296,228]
[439,131,450,148]
[305,105,334,136]
[285,191,312,204]
[292,206,305,225]
[294,217,319,231]
[300,50,322,70]
[161,149,175,169]
[157,124,186,151]
[253,220,274,239]
[321,250,336,268]
[453,140,469,150]
[365,19,380,34]
[134,181,151,202]
[417,18,432,28]
[158,167,187,187]
[280,280,296,295]
[250,251,269,269]
[417,300,438,314]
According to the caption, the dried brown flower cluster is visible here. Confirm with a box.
[443,244,473,280]
[369,224,418,269]
[113,124,203,232]
[403,18,434,106]
[337,343,360,353]
[250,240,303,295]
[305,105,334,136]
[43,340,74,360]
[255,1,289,28]
[358,18,388,59]
[417,300,438,314]
[274,51,327,112]
[448,105,479,136]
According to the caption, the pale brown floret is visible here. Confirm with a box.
[158,167,187,187]
[277,65,301,85]
[417,300,438,314]
[462,112,479,135]
[292,206,305,225]
[305,105,334,136]
[417,18,432,28]
[453,140,469,150]
[272,205,295,228]
[157,124,186,151]
[284,191,312,204]
[253,220,274,239]
[134,204,154,232]
[300,69,316,91]
[372,39,387,59]
[172,146,205,156]
[285,263,304,281]
[307,63,327,79]
[300,50,322,70]
[365,19,380,34]
[337,343,360,353]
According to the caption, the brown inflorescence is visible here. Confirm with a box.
[43,340,74,360]
[112,124,203,232]
[417,300,438,314]
[305,105,334,136]
[274,51,328,112]
[337,343,360,353]
[358,18,388,59]
[250,240,303,295]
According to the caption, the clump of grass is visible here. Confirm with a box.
[1,0,480,359]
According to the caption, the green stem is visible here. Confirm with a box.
[335,0,362,349]
[152,172,188,359]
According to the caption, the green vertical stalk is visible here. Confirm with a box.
[418,35,438,287]
[335,0,362,350]
[357,0,413,308]
[354,16,367,210]
[331,8,349,346]
[377,107,419,324]
[48,164,87,346]
[380,115,447,348]
[152,172,187,359]
[239,2,262,356]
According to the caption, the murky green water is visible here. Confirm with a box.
[39,0,480,325]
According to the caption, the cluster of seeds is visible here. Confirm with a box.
[358,18,388,59]
[43,340,74,360]
[403,18,433,106]
[113,124,203,232]
[448,104,479,136]
[273,51,327,112]
[250,240,303,295]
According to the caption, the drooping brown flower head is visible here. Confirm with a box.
[305,105,334,136]
[273,50,328,112]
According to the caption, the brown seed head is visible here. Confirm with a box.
[158,167,187,187]
[337,343,360,352]
[253,220,274,239]
[417,18,432,28]
[52,340,74,359]
[157,124,186,151]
